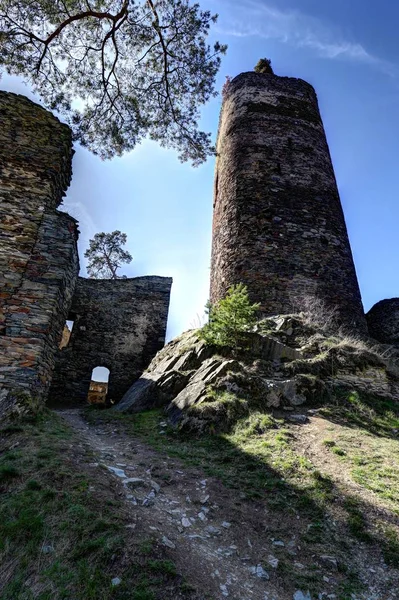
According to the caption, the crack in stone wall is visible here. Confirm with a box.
[210,72,368,334]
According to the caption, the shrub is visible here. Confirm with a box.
[199,284,260,348]
[254,58,274,74]
[293,293,338,332]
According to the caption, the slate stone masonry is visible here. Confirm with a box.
[49,276,172,406]
[0,91,172,415]
[0,91,79,413]
[210,72,368,334]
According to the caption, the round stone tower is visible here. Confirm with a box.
[210,71,367,333]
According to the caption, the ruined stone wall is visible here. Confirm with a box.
[0,92,79,414]
[50,276,172,406]
[366,299,399,346]
[210,72,367,334]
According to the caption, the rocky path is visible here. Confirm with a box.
[58,409,293,600]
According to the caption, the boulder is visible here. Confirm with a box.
[114,329,305,420]
[115,370,190,413]
[170,359,241,411]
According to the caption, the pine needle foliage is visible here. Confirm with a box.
[199,284,260,348]
[0,0,227,165]
[254,58,274,74]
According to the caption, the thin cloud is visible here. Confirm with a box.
[60,198,98,275]
[216,0,397,78]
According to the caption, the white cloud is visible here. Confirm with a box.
[216,0,397,78]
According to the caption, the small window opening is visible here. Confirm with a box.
[87,366,110,405]
[59,318,75,349]
[213,170,219,208]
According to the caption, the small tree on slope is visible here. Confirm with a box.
[85,231,132,279]
[199,284,260,348]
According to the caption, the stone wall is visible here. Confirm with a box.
[210,72,367,334]
[0,92,79,415]
[366,299,399,346]
[49,276,172,406]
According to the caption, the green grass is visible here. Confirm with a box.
[87,408,330,511]
[319,390,399,507]
[320,390,399,438]
[343,497,372,543]
[382,526,399,567]
[0,410,194,600]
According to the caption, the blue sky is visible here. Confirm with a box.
[2,0,399,341]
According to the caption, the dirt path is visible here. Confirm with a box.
[58,409,293,600]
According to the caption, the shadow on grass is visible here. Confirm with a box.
[314,387,399,440]
[85,406,399,599]
[0,411,204,600]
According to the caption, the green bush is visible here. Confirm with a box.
[199,284,260,348]
[254,58,274,74]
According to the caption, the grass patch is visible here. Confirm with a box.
[343,497,372,543]
[319,390,399,438]
[0,411,194,600]
[86,408,335,520]
[318,390,399,507]
[0,464,20,482]
[381,526,399,568]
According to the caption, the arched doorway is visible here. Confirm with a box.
[87,366,110,405]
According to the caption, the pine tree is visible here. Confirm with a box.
[199,284,260,348]
[84,231,132,279]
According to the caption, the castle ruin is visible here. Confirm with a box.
[50,276,172,405]
[0,91,171,416]
[1,69,398,417]
[210,72,368,334]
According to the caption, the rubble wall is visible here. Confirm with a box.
[366,299,399,346]
[210,72,367,334]
[0,91,78,415]
[50,276,172,405]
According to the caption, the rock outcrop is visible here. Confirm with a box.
[115,315,399,431]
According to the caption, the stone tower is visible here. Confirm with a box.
[210,71,367,333]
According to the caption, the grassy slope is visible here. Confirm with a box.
[86,388,399,599]
[0,411,201,600]
[2,388,399,600]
